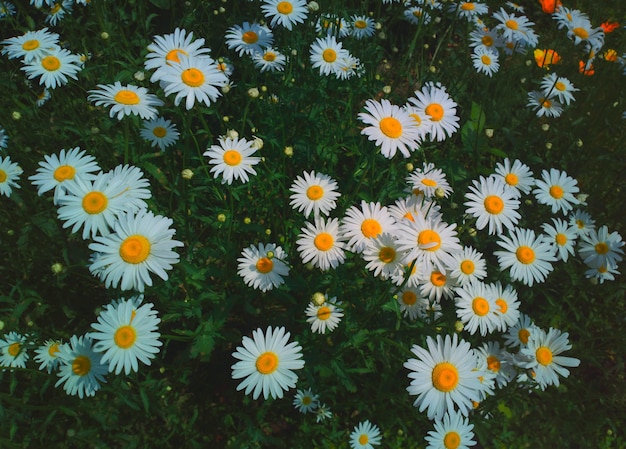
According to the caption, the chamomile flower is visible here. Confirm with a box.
[33,339,62,373]
[45,1,72,26]
[541,218,578,262]
[316,15,351,37]
[296,216,346,270]
[527,91,563,118]
[495,227,557,287]
[140,117,180,150]
[420,269,457,302]
[447,246,487,286]
[468,27,502,52]
[316,403,333,422]
[362,233,407,279]
[252,47,287,72]
[30,0,55,10]
[471,46,500,76]
[21,47,82,89]
[289,170,340,218]
[487,281,520,331]
[388,195,440,224]
[88,209,184,291]
[424,411,476,449]
[492,8,538,47]
[450,1,489,20]
[88,82,163,121]
[0,127,7,150]
[0,155,22,197]
[520,327,580,389]
[237,243,290,292]
[578,225,624,270]
[261,0,308,30]
[455,281,500,336]
[391,261,423,289]
[0,2,16,18]
[404,7,432,25]
[293,388,319,413]
[90,298,162,375]
[36,88,52,106]
[476,341,516,389]
[540,73,578,105]
[350,420,382,449]
[204,135,261,185]
[225,22,273,57]
[406,162,452,199]
[569,209,595,236]
[231,326,305,400]
[585,264,620,284]
[396,286,429,321]
[350,15,376,39]
[309,35,350,77]
[358,98,421,158]
[305,296,344,334]
[464,175,521,235]
[493,158,534,196]
[532,168,580,214]
[405,334,483,420]
[566,16,605,50]
[55,335,107,398]
[160,54,228,110]
[340,201,399,253]
[407,82,460,142]
[503,313,536,349]
[0,332,28,369]
[1,28,59,63]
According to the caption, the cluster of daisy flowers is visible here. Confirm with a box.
[0,296,162,398]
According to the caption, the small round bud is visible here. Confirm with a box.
[311,292,326,306]
[576,139,583,147]
[485,128,494,138]
[51,262,64,274]
[225,129,239,139]
[181,168,194,180]
[221,84,231,94]
[541,123,550,131]
[382,85,392,94]
[247,87,260,98]
[266,251,275,259]
[406,162,414,172]
[217,213,226,222]
[265,228,271,236]
[435,187,446,199]
[251,137,264,150]
[11,111,21,120]
[468,227,477,237]
[284,146,294,157]
[100,32,109,40]
[545,142,552,150]
[243,217,251,224]
[455,320,464,332]
[223,116,229,122]
[133,71,146,81]
[307,1,319,12]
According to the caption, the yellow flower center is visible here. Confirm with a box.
[0,170,6,183]
[22,39,40,51]
[432,362,459,392]
[379,117,402,138]
[413,10,423,17]
[53,165,76,182]
[484,195,504,214]
[444,431,461,449]
[418,229,441,251]
[481,54,492,65]
[306,185,324,200]
[354,19,367,29]
[361,219,382,238]
[555,81,566,91]
[242,31,259,44]
[165,48,187,63]
[379,246,396,263]
[482,35,494,46]
[263,52,276,62]
[496,298,508,314]
[461,2,475,10]
[277,1,293,14]
[541,98,552,108]
[572,27,589,39]
[302,396,312,405]
[549,185,564,199]
[181,68,205,87]
[152,126,167,138]
[460,260,475,275]
[48,343,60,357]
[317,306,331,320]
[536,346,553,365]
[472,297,490,316]
[504,173,519,186]
[555,233,567,246]
[595,242,609,255]
[41,55,61,72]
[425,103,444,121]
[50,3,61,14]
[359,435,369,445]
[314,232,334,251]
[72,355,91,376]
[421,178,437,187]
[114,89,140,105]
[256,351,279,374]
[505,19,519,30]
[402,290,417,305]
[322,48,337,63]
[430,271,446,287]
[114,325,137,349]
[119,235,151,264]
[82,191,108,214]
[516,246,535,264]
[8,342,20,357]
[487,355,501,372]
[255,257,274,274]
[575,219,584,229]
[518,328,530,344]
[223,150,242,166]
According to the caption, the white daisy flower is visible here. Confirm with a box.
[237,243,290,292]
[503,313,536,349]
[140,117,180,150]
[88,82,163,120]
[578,225,624,270]
[420,269,457,302]
[315,403,332,422]
[36,88,52,106]
[396,286,429,321]
[0,155,22,197]
[390,261,423,289]
[450,1,489,20]
[21,47,82,89]
[350,15,376,39]
[0,331,29,369]
[1,27,59,62]
[289,170,340,218]
[455,281,500,336]
[203,135,261,185]
[33,339,62,373]
[252,47,287,73]
[532,168,580,214]
[407,82,460,142]
[340,201,399,253]
[315,14,351,38]
[585,264,620,284]
[472,46,500,76]
[305,296,343,334]
[296,216,346,271]
[447,246,487,286]
[540,73,578,105]
[493,158,534,196]
[468,27,503,52]
[362,233,408,279]
[350,420,382,449]
[55,335,107,398]
[309,35,350,77]
[406,162,453,199]
[464,175,521,235]
[0,2,16,17]
[541,218,578,262]
[476,341,517,389]
[424,411,476,449]
[293,388,319,413]
[225,22,273,57]
[492,8,538,47]
[487,281,520,331]
[568,209,595,236]
[388,194,441,224]
[45,0,72,26]
[527,91,563,118]
[404,7,432,25]
[261,0,309,30]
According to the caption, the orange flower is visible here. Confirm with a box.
[578,60,595,76]
[538,0,562,14]
[600,21,620,33]
[534,49,561,68]
[604,49,618,62]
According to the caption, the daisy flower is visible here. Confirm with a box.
[406,162,452,199]
[404,7,432,25]
[494,227,557,287]
[36,88,52,106]
[225,22,273,57]
[464,175,521,235]
[468,27,502,52]
[88,82,163,121]
[0,332,29,369]
[487,281,520,331]
[350,15,376,39]
[407,82,460,142]
[471,46,500,76]
[231,326,305,400]
[252,47,287,72]
[455,281,500,336]
[316,403,333,422]
[520,327,580,389]
[309,35,350,77]
[585,264,620,284]
[289,170,340,218]
[21,47,82,89]
[566,16,605,50]
[540,73,578,105]
[420,269,457,302]
[578,225,624,270]
[237,243,290,292]
[532,168,580,214]
[1,28,59,62]
[492,8,537,47]
[108,164,151,203]
[503,313,536,349]
[89,298,162,375]
[541,218,578,262]
[140,117,180,150]
[362,233,408,279]
[350,420,382,449]
[203,135,261,185]
[316,15,351,38]
[358,98,422,158]
[404,334,483,420]
[450,1,489,20]
[493,158,534,196]
[424,411,476,449]
[391,261,423,289]
[305,296,344,334]
[0,2,16,18]
[46,1,72,26]
[447,246,487,286]
[396,286,429,321]
[403,105,433,143]
[389,195,442,224]
[261,0,309,31]
[340,201,399,253]
[55,335,107,398]
[476,341,516,388]
[293,388,319,413]
[0,127,7,149]
[296,216,346,271]
[0,155,22,197]
[569,209,595,236]
[527,91,563,118]
[29,147,100,204]
[33,339,62,373]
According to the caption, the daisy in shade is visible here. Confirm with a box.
[492,8,537,47]
[340,201,399,253]
[450,1,489,20]
[540,73,578,106]
[88,209,184,291]
[405,334,483,420]
[362,233,407,279]
[0,332,29,369]
[464,175,521,235]
[34,339,62,373]
[350,420,381,449]
[144,28,211,83]
[88,82,163,120]
[566,16,605,50]
[404,7,432,25]
[420,269,457,302]
[520,327,580,390]
[359,98,421,158]
[261,0,308,30]
[225,22,273,57]
[396,286,429,321]
[0,2,16,17]
[237,242,290,292]
[293,388,319,413]
[55,335,107,398]
[578,225,624,269]
[289,170,340,218]
[424,410,476,449]
[503,313,536,349]
[403,104,433,144]
[231,326,305,400]
[455,281,500,336]
[390,261,423,289]
[316,15,351,38]
[495,227,557,287]
[252,47,287,73]
[204,135,261,185]
[350,15,376,39]
[0,127,7,149]
[477,341,517,389]
[108,164,151,204]
[406,162,452,199]
[447,246,487,286]
[160,54,228,110]
[527,91,563,118]
[407,82,460,142]
[316,403,332,422]
[45,0,72,26]
[89,297,162,375]
[487,281,520,331]
[309,35,350,77]
[472,46,500,76]
[532,168,580,214]
[569,209,595,236]
[469,27,502,52]
[296,216,346,271]
[36,88,51,106]
[22,47,82,89]
[585,264,620,284]
[1,27,59,62]
[493,158,534,196]
[140,117,180,150]
[389,195,442,224]
[541,218,578,262]
[0,155,22,197]
[306,296,344,334]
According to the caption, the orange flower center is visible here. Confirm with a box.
[242,31,259,44]
[549,185,564,199]
[82,191,108,214]
[361,219,382,238]
[484,195,504,214]
[425,103,444,121]
[256,351,279,374]
[223,150,242,166]
[432,362,459,392]
[322,48,336,63]
[119,235,151,264]
[314,233,334,251]
[181,68,205,87]
[516,246,535,264]
[402,290,417,305]
[53,165,76,182]
[41,55,61,71]
[114,325,137,349]
[379,117,402,138]
[379,246,396,263]
[72,355,91,376]
[255,257,274,274]
[277,1,293,14]
[418,229,441,251]
[472,297,490,316]
[114,89,140,105]
[536,346,553,365]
